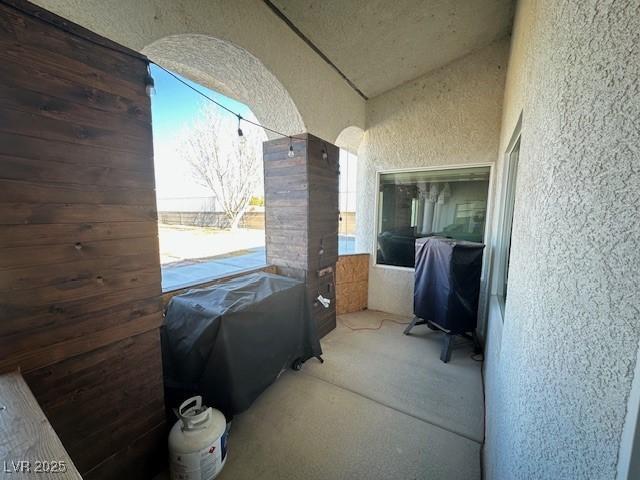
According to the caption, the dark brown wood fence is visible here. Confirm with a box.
[0,1,165,477]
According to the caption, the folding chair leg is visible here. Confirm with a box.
[440,333,454,363]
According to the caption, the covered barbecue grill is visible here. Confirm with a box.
[161,272,323,418]
[404,236,484,362]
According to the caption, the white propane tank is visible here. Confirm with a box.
[169,396,228,480]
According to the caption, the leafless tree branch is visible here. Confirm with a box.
[178,105,264,229]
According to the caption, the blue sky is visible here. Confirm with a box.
[150,64,252,140]
[150,64,256,201]
[149,64,357,209]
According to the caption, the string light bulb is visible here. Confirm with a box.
[144,70,155,97]
[153,62,305,143]
[237,114,243,137]
[152,62,331,164]
[288,137,295,158]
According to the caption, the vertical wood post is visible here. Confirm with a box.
[263,133,339,337]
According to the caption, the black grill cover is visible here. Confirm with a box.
[414,237,485,333]
[161,272,322,417]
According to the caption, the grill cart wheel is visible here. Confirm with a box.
[291,358,303,371]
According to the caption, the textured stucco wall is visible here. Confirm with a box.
[31,0,365,142]
[356,39,509,317]
[484,1,640,479]
[335,126,365,154]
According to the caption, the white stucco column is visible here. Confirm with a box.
[422,201,434,235]
[420,182,438,235]
[416,183,427,232]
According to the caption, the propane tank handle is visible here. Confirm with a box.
[178,396,211,431]
[179,396,202,416]
[183,408,211,430]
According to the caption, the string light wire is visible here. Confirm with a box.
[7,4,303,146]
[151,61,303,143]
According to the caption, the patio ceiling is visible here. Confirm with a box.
[269,0,515,98]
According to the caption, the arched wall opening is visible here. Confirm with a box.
[144,34,307,291]
[143,34,306,138]
[334,126,365,255]
[335,125,364,154]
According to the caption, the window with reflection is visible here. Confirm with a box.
[376,166,491,268]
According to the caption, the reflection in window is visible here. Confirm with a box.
[376,166,490,268]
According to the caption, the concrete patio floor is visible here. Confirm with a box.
[214,310,484,480]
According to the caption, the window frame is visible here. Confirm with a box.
[372,162,495,273]
[493,115,522,317]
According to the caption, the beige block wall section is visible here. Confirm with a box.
[483,1,640,479]
[356,38,509,321]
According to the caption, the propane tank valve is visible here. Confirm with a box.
[316,295,331,308]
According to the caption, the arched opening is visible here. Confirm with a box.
[335,125,364,154]
[143,34,306,137]
[334,126,364,254]
[143,35,306,291]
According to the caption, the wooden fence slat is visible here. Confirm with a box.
[0,179,155,205]
[0,203,157,226]
[0,221,158,248]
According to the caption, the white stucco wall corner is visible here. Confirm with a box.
[357,38,510,318]
[617,335,640,480]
